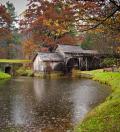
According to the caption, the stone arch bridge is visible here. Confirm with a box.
[0,59,31,75]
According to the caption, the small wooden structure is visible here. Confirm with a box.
[33,52,64,73]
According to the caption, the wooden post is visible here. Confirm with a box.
[85,57,88,71]
[78,58,81,70]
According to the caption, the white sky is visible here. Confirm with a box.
[0,0,28,15]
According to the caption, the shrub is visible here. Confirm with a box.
[16,67,34,77]
[101,58,116,67]
[0,71,11,79]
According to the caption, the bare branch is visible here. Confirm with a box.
[80,6,120,32]
[109,0,120,8]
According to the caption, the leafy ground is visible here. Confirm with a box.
[0,71,11,79]
[75,70,120,132]
[0,59,31,63]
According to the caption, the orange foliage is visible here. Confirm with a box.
[20,0,80,48]
[0,4,12,25]
[40,47,49,52]
[22,39,38,59]
[0,28,12,41]
[57,34,78,45]
[20,0,120,51]
[0,47,8,58]
[0,4,12,41]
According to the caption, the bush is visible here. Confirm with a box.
[101,58,116,67]
[16,67,34,77]
[0,71,11,79]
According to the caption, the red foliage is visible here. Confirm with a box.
[0,4,12,41]
[40,47,49,52]
[20,0,120,52]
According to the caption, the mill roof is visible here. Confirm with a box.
[37,52,64,62]
[56,45,98,54]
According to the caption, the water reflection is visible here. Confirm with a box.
[0,77,110,131]
[33,79,45,102]
[10,78,34,126]
[71,79,109,123]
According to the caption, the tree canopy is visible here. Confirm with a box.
[20,0,120,42]
[19,0,120,58]
[0,2,20,59]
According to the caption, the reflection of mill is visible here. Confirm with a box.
[33,79,74,131]
[0,77,110,131]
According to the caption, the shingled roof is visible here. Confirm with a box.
[56,45,98,54]
[37,52,64,62]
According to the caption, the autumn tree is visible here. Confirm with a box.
[81,32,120,54]
[0,2,20,59]
[0,4,12,41]
[22,39,38,59]
[20,0,120,54]
[6,1,17,31]
[68,0,120,32]
[0,3,12,58]
[72,0,120,53]
[22,0,120,32]
[20,0,81,51]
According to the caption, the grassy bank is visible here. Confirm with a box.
[0,71,11,79]
[75,70,120,132]
[0,59,31,63]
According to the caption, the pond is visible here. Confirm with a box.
[0,77,110,132]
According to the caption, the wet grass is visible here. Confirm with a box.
[75,70,120,132]
[0,71,11,79]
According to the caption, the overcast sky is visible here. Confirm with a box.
[0,0,28,15]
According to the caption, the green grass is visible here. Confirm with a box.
[0,71,11,79]
[0,59,31,63]
[75,70,120,132]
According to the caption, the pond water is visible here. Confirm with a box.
[0,77,110,132]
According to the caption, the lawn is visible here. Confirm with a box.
[0,71,11,79]
[0,59,31,63]
[75,70,120,132]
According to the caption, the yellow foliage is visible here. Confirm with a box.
[54,20,59,26]
[89,28,105,33]
[43,19,51,26]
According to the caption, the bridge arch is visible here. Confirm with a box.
[5,66,12,74]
